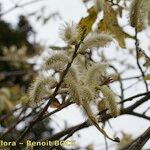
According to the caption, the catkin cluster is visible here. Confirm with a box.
[28,21,121,142]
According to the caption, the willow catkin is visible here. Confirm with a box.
[28,75,56,102]
[130,0,150,32]
[44,53,71,71]
[100,85,119,117]
[66,80,81,104]
[59,22,81,45]
[98,98,108,112]
[80,87,119,142]
[86,63,107,87]
[79,33,113,53]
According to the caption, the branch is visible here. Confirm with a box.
[0,0,48,17]
[129,112,150,121]
[12,30,87,148]
[121,75,142,81]
[45,95,150,142]
[134,28,149,92]
[48,122,89,141]
[123,93,150,112]
[41,101,73,120]
[121,127,150,150]
[120,91,150,104]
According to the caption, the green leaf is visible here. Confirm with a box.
[144,75,150,80]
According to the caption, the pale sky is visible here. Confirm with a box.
[0,0,150,149]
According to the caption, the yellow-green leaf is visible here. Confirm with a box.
[78,6,97,36]
[144,75,150,80]
[97,2,133,48]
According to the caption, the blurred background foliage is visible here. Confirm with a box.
[0,3,61,149]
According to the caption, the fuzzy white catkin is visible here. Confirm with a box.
[65,66,79,82]
[74,55,86,72]
[80,87,94,103]
[100,85,119,117]
[80,86,96,119]
[98,98,108,112]
[59,22,80,45]
[86,63,107,87]
[130,0,150,31]
[28,76,56,102]
[79,87,119,142]
[78,33,113,53]
[67,80,81,104]
[44,53,71,71]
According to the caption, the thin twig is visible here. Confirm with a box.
[12,30,87,149]
[0,0,48,17]
[134,28,149,92]
[121,127,150,150]
[120,91,150,104]
[41,101,73,120]
[143,106,150,115]
[122,93,150,113]
[45,95,150,143]
[104,136,108,150]
[109,65,124,109]
[129,112,150,121]
[121,75,142,81]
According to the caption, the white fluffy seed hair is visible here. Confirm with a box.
[100,85,119,117]
[67,80,81,104]
[79,86,96,119]
[65,66,79,82]
[28,75,56,102]
[79,33,113,53]
[44,53,71,71]
[59,22,80,45]
[86,63,108,87]
[74,55,86,72]
[80,86,94,103]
